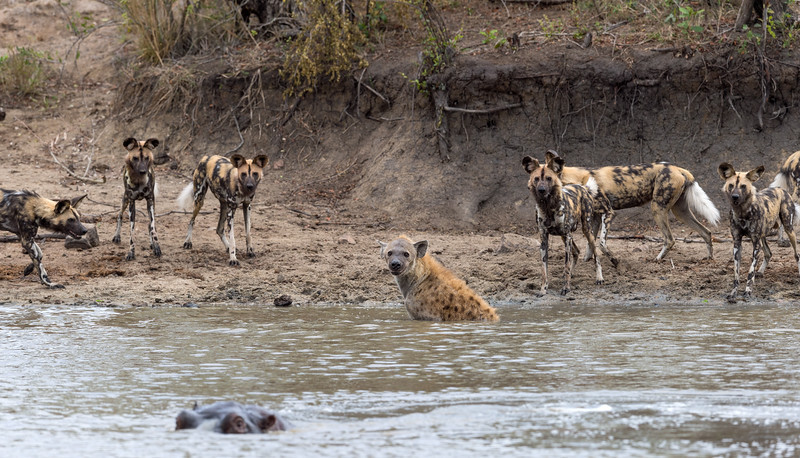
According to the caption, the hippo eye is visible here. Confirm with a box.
[403,252,410,258]
[386,251,393,256]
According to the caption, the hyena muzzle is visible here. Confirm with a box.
[112,137,162,261]
[177,154,269,266]
[719,162,800,303]
[0,189,87,288]
[522,151,604,296]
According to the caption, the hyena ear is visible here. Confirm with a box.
[548,155,565,174]
[522,156,540,174]
[230,154,247,168]
[54,199,71,215]
[252,155,269,169]
[143,138,159,150]
[70,194,87,209]
[378,240,388,257]
[746,165,765,183]
[123,137,138,151]
[414,240,428,259]
[718,163,736,180]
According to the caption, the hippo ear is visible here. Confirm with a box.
[378,241,388,257]
[258,414,276,432]
[123,137,138,151]
[55,199,71,215]
[70,194,87,208]
[746,165,765,183]
[414,240,428,259]
[718,163,735,180]
[230,154,247,168]
[144,138,159,150]
[522,156,540,174]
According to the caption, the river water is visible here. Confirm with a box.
[0,302,799,457]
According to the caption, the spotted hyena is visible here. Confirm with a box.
[379,235,499,321]
[522,150,604,296]
[719,162,800,303]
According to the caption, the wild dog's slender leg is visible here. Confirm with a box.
[652,205,675,261]
[216,202,231,253]
[583,215,600,262]
[744,237,762,297]
[561,233,573,296]
[598,210,619,267]
[183,181,207,250]
[728,234,742,302]
[780,203,800,276]
[147,196,161,257]
[112,196,129,244]
[21,236,61,288]
[243,201,255,258]
[126,200,136,261]
[539,228,549,295]
[672,196,714,260]
[758,238,771,275]
[582,214,604,285]
[225,205,238,266]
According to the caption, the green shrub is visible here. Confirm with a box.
[0,47,49,96]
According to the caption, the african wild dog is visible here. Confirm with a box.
[0,190,87,288]
[559,159,720,262]
[770,150,800,246]
[178,154,269,266]
[112,137,162,261]
[379,235,499,321]
[522,151,604,296]
[719,163,800,303]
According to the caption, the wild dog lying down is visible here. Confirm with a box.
[719,163,800,303]
[379,235,499,321]
[112,137,162,261]
[770,150,800,246]
[559,159,720,262]
[522,151,604,296]
[0,190,87,288]
[178,154,269,266]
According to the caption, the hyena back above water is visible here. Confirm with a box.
[719,163,800,303]
[379,235,499,321]
[560,161,720,262]
[178,154,269,266]
[0,190,87,288]
[112,137,162,261]
[522,151,604,296]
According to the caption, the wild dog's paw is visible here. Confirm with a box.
[152,245,162,257]
[48,283,65,289]
[596,280,604,285]
[560,287,570,296]
[112,235,121,244]
[183,241,193,249]
[229,259,240,267]
[246,248,256,258]
[125,251,135,261]
[23,263,34,276]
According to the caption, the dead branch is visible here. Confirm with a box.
[49,134,107,184]
[225,114,245,155]
[443,103,522,114]
[353,72,390,106]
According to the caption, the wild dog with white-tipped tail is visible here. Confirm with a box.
[719,162,800,303]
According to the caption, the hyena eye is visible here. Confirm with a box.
[386,251,393,256]
[403,252,410,258]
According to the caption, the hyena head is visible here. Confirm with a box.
[718,162,763,209]
[231,154,269,195]
[122,137,159,175]
[522,150,565,199]
[41,195,88,238]
[378,236,428,276]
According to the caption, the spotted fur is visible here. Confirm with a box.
[719,163,800,303]
[560,160,719,262]
[178,154,269,266]
[769,150,800,246]
[0,189,87,288]
[112,137,162,261]
[522,151,604,296]
[379,235,499,321]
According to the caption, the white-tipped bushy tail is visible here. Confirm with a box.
[771,171,791,190]
[686,182,720,226]
[153,181,160,200]
[584,176,599,196]
[177,183,194,212]
[794,203,800,224]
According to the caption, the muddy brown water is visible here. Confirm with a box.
[1,302,799,457]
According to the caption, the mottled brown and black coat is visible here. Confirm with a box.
[719,163,800,303]
[560,161,719,262]
[522,151,604,296]
[769,150,800,246]
[178,154,269,266]
[379,235,499,321]
[0,189,87,288]
[112,137,161,261]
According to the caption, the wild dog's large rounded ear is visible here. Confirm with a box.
[548,155,565,174]
[378,240,388,257]
[123,138,138,151]
[746,165,765,183]
[414,240,428,259]
[522,156,540,174]
[54,199,71,215]
[718,163,735,180]
[545,149,560,164]
[252,155,269,169]
[144,138,159,150]
[230,154,247,168]
[70,194,87,208]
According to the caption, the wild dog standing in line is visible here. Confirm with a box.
[112,137,162,261]
[0,190,87,288]
[559,159,720,262]
[718,163,800,303]
[522,151,604,296]
[769,150,800,246]
[379,235,499,321]
[178,154,269,266]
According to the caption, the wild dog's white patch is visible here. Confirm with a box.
[685,182,720,226]
[771,171,791,190]
[584,176,599,196]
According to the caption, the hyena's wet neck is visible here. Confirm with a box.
[393,260,429,298]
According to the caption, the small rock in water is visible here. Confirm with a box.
[65,226,100,250]
[274,295,293,307]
